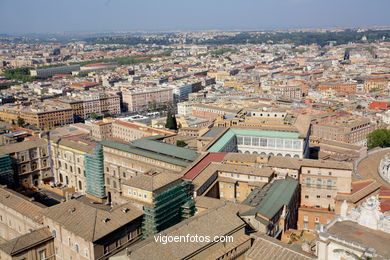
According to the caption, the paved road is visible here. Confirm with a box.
[357,149,390,189]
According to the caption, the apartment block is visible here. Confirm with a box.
[0,139,50,188]
[0,103,74,129]
[311,116,375,146]
[121,171,195,238]
[111,120,175,142]
[122,88,173,112]
[101,137,198,204]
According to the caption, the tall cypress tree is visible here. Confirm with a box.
[165,111,178,130]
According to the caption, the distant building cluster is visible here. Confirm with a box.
[0,32,390,260]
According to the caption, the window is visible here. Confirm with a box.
[327,179,332,188]
[52,229,57,238]
[252,137,259,146]
[78,181,82,190]
[316,195,320,198]
[268,138,275,148]
[84,248,89,258]
[104,245,109,255]
[220,191,224,197]
[74,243,79,253]
[127,233,132,241]
[138,192,142,197]
[303,216,308,221]
[144,194,147,199]
[316,178,321,186]
[315,217,319,223]
[307,170,311,174]
[306,177,311,185]
[237,136,243,145]
[38,250,46,260]
[328,171,332,176]
[77,168,81,174]
[244,137,251,146]
[260,138,267,147]
[293,141,301,149]
[276,139,284,148]
[304,195,309,199]
[284,140,292,149]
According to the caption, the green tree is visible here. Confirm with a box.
[89,112,98,120]
[165,111,178,130]
[367,129,390,149]
[17,117,25,127]
[176,140,187,147]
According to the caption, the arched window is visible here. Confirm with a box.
[293,154,300,158]
[277,153,283,157]
[74,243,79,253]
[65,176,69,185]
[269,153,274,156]
[78,181,82,190]
[59,174,63,183]
[285,154,291,158]
[52,229,57,238]
[84,248,89,258]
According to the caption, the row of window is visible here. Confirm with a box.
[105,148,179,170]
[305,178,334,187]
[306,170,333,176]
[127,189,148,199]
[237,136,301,150]
[237,150,301,158]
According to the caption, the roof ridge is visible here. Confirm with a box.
[91,208,98,242]
[9,235,20,254]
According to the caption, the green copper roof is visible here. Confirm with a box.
[241,178,298,219]
[100,140,196,167]
[231,129,300,139]
[207,128,300,152]
[207,130,235,152]
[132,138,198,162]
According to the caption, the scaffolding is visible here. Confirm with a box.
[0,154,14,186]
[142,181,196,238]
[85,145,105,199]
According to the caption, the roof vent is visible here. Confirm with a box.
[122,208,129,213]
[68,207,76,213]
[102,218,110,223]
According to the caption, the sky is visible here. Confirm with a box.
[0,0,390,34]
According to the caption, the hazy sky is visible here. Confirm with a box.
[1,0,390,34]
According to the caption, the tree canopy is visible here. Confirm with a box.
[165,111,178,130]
[367,129,390,149]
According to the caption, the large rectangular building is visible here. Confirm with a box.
[122,88,173,112]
